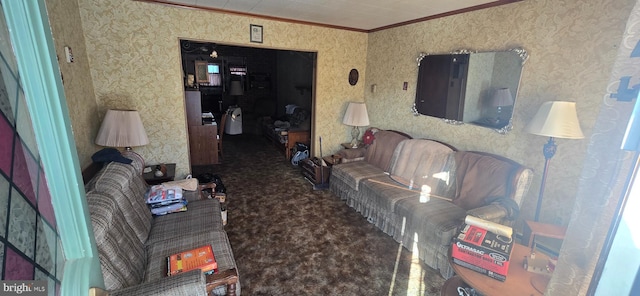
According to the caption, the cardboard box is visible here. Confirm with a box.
[451,224,514,281]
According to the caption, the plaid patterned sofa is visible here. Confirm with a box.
[330,129,532,279]
[85,159,240,295]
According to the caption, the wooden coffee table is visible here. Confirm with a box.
[444,243,547,296]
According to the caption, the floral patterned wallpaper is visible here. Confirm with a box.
[45,0,99,167]
[73,0,367,177]
[365,0,635,225]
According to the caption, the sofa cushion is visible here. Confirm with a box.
[452,151,516,210]
[388,139,456,199]
[330,161,388,191]
[87,191,146,290]
[358,175,419,234]
[147,199,224,245]
[393,198,466,272]
[91,162,152,244]
[363,130,411,171]
[109,270,207,296]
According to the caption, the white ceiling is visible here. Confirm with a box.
[154,0,505,31]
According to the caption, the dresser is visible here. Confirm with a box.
[186,91,218,166]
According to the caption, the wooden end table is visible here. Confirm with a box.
[521,220,566,248]
[143,163,176,185]
[322,155,342,166]
[445,243,547,296]
[205,268,238,296]
[440,275,472,296]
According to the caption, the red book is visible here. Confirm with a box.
[167,245,217,276]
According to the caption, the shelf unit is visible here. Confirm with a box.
[300,158,330,185]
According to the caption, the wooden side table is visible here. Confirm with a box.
[143,163,176,185]
[322,155,342,166]
[446,243,546,296]
[205,268,238,296]
[521,220,566,248]
[440,275,472,296]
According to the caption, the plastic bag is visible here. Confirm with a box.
[291,150,309,166]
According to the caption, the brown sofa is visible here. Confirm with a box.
[329,128,532,279]
[84,157,240,295]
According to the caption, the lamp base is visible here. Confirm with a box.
[350,126,360,148]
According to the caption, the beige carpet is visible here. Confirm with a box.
[193,134,446,295]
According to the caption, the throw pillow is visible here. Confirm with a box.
[362,129,375,145]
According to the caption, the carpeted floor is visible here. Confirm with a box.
[193,134,446,295]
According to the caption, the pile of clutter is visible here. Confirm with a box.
[145,184,187,215]
[196,173,228,225]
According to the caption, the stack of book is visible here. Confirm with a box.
[167,245,217,276]
[145,185,187,215]
[451,216,514,281]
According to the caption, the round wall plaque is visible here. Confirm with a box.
[348,69,359,86]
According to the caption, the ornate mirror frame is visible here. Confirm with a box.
[412,47,528,134]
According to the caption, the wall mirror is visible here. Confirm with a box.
[412,48,528,134]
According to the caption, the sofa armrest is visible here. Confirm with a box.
[109,270,206,296]
[335,147,366,163]
[466,204,509,224]
[206,268,239,295]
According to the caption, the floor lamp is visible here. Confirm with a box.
[525,101,584,222]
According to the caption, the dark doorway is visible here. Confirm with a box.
[180,40,316,167]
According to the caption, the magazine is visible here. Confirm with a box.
[167,245,217,276]
[150,199,188,215]
[145,185,183,205]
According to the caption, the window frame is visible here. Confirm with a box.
[3,0,103,294]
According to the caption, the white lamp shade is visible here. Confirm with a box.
[342,102,370,127]
[95,109,149,147]
[229,81,244,96]
[525,101,584,139]
[491,88,514,107]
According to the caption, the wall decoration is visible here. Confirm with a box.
[250,24,263,43]
[194,60,208,83]
[348,69,358,85]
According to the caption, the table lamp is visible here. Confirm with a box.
[525,101,584,221]
[491,88,514,125]
[342,102,370,148]
[95,109,149,165]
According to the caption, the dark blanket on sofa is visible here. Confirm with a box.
[452,151,513,210]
